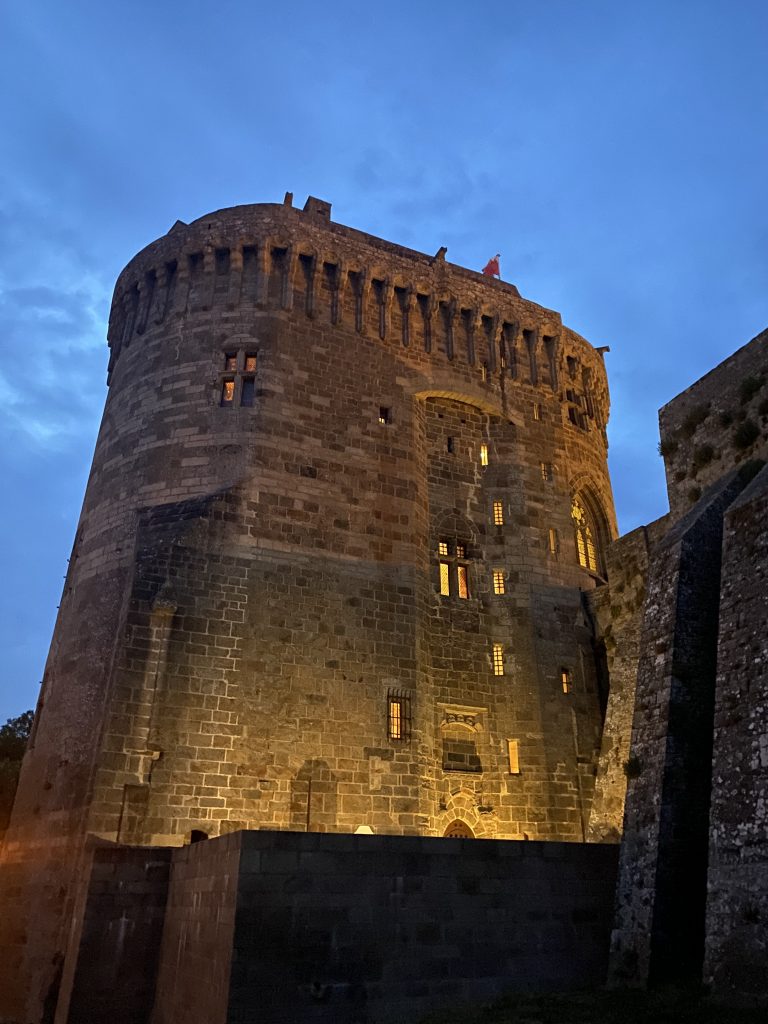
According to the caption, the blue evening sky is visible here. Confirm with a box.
[1,0,766,720]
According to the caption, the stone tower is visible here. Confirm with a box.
[0,195,616,1022]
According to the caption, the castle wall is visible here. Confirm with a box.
[704,463,768,999]
[659,327,768,519]
[0,197,616,1022]
[69,830,618,1024]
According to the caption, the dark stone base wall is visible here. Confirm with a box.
[65,831,618,1024]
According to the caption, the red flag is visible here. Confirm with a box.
[482,254,501,278]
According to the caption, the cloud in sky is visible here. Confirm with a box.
[0,0,767,718]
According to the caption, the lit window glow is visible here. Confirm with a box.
[220,380,235,405]
[440,562,450,596]
[571,498,600,573]
[507,739,520,774]
[492,500,504,526]
[480,443,489,466]
[457,564,469,599]
[492,643,504,676]
[492,570,505,595]
[561,668,572,694]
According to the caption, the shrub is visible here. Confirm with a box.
[733,419,760,450]
[739,375,764,405]
[657,438,678,458]
[691,444,715,471]
[680,403,710,438]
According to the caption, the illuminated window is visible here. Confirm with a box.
[455,543,466,559]
[507,739,520,774]
[561,667,572,694]
[480,443,489,466]
[220,349,258,409]
[541,462,552,482]
[379,406,391,425]
[224,352,237,371]
[438,540,449,556]
[492,643,504,676]
[480,362,488,382]
[244,353,257,372]
[457,564,469,599]
[533,402,542,421]
[387,689,411,742]
[571,497,601,574]
[220,380,235,405]
[492,570,505,595]
[548,528,558,555]
[492,500,504,526]
[440,562,450,595]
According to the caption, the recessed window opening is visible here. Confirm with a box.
[438,540,449,556]
[507,739,520,774]
[481,362,488,382]
[440,562,450,596]
[387,689,412,742]
[455,543,466,558]
[438,538,471,598]
[492,570,505,595]
[571,497,601,574]
[548,528,559,555]
[241,378,255,407]
[447,436,455,453]
[541,462,552,482]
[457,565,469,599]
[379,406,391,425]
[561,668,572,694]
[480,443,489,466]
[244,353,257,372]
[492,643,505,676]
[220,380,235,405]
[190,829,208,843]
[224,352,237,371]
[533,402,542,421]
[492,500,504,526]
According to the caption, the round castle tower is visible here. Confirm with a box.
[1,194,616,1020]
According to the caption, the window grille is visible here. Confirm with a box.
[492,500,504,526]
[387,689,412,742]
[439,562,450,596]
[457,565,469,599]
[492,570,505,595]
[561,668,572,693]
[492,643,505,676]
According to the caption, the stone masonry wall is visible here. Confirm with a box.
[0,195,616,1023]
[704,463,768,999]
[659,328,768,520]
[72,830,617,1024]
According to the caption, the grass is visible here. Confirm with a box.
[417,987,767,1024]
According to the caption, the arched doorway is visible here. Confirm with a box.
[443,819,474,839]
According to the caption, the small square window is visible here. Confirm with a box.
[533,402,542,421]
[492,570,505,595]
[492,500,504,526]
[457,564,469,599]
[440,562,450,596]
[492,643,505,676]
[379,406,391,425]
[220,380,235,405]
[438,540,450,556]
[480,443,489,466]
[244,353,257,372]
[224,353,237,372]
[241,377,255,407]
[561,667,572,694]
[455,543,466,559]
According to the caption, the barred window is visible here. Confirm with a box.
[457,565,469,599]
[561,668,572,694]
[387,689,412,742]
[492,643,505,676]
[438,540,449,556]
[492,500,504,526]
[492,570,505,595]
[541,462,552,482]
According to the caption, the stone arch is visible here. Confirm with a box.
[569,476,614,578]
[435,786,498,839]
[443,819,474,839]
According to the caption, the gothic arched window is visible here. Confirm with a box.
[571,497,601,575]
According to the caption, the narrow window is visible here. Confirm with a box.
[438,540,450,556]
[492,643,505,676]
[548,527,558,555]
[224,352,237,371]
[507,739,520,774]
[389,698,402,739]
[541,462,552,482]
[387,689,411,741]
[492,570,505,595]
[244,353,257,372]
[457,564,469,599]
[440,562,450,596]
[379,406,391,425]
[561,667,572,694]
[447,436,455,453]
[220,380,235,405]
[241,377,255,407]
[480,362,488,382]
[480,443,489,466]
[533,402,542,421]
[492,500,504,526]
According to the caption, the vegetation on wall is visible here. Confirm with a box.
[0,710,33,838]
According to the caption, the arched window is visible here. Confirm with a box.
[444,820,474,839]
[571,496,602,575]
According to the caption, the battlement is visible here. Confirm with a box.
[107,195,610,430]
